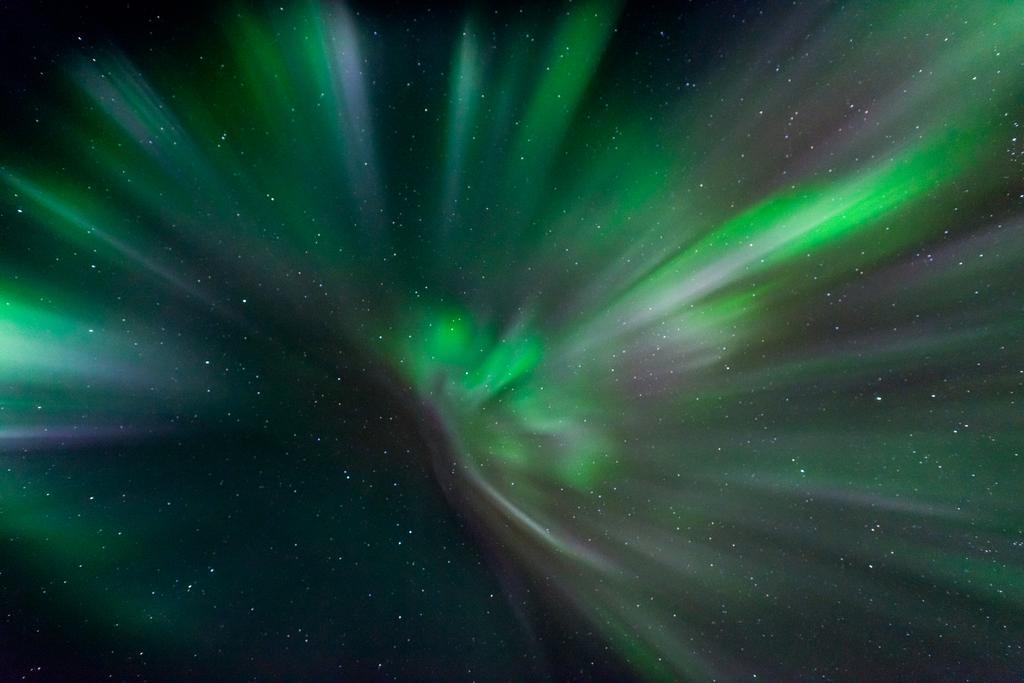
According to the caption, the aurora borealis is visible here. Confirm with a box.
[2,0,1024,679]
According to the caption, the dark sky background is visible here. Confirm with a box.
[3,1,1021,681]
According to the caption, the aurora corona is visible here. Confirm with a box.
[2,1,1023,680]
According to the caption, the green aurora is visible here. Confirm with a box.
[2,1,1024,679]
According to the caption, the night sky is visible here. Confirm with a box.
[1,1,1023,680]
